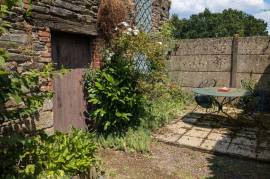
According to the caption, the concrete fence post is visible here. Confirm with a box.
[230,34,239,87]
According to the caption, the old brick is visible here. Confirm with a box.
[39,37,50,42]
[41,51,51,58]
[39,57,52,63]
[46,43,51,48]
[38,30,50,37]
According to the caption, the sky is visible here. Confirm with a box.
[170,0,270,32]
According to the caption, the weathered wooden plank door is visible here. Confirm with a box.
[51,31,91,132]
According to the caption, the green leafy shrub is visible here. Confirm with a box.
[0,129,98,178]
[85,27,189,152]
[85,32,166,133]
[85,58,144,133]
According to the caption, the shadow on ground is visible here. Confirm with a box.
[151,106,270,178]
[183,111,270,179]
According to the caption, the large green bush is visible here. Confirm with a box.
[0,129,98,178]
[85,32,166,133]
[84,58,144,133]
[85,26,189,152]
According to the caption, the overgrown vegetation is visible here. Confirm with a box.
[0,1,99,178]
[0,63,56,121]
[240,78,262,112]
[140,82,190,130]
[0,129,98,178]
[0,0,50,121]
[171,8,268,39]
[85,31,165,132]
[85,24,189,152]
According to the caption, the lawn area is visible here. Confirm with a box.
[99,141,270,179]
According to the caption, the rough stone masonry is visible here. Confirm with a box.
[0,0,170,135]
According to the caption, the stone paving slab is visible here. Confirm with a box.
[153,114,270,162]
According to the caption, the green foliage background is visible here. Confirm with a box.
[171,8,268,39]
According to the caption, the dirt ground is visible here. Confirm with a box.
[99,141,270,179]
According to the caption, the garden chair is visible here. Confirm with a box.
[192,79,217,113]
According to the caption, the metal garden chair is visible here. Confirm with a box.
[192,79,217,113]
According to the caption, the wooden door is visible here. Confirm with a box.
[51,31,91,132]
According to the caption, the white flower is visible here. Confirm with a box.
[133,29,139,36]
[157,42,163,45]
[120,22,130,27]
[105,57,112,61]
[109,52,115,57]
[127,28,132,32]
[124,29,132,35]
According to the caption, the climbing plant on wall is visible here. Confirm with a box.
[0,0,56,121]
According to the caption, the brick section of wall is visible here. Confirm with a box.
[91,36,105,69]
[37,28,52,63]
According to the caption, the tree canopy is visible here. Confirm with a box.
[170,8,268,39]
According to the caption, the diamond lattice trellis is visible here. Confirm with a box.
[134,0,152,32]
[134,0,153,73]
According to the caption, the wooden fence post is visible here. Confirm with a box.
[230,34,239,88]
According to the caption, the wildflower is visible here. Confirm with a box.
[119,22,130,27]
[133,29,139,36]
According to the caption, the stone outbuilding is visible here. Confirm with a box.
[0,0,170,134]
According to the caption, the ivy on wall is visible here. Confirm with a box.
[0,0,56,122]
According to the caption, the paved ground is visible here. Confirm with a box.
[153,111,270,162]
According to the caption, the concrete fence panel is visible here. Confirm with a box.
[169,36,270,88]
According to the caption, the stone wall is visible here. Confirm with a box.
[168,36,270,110]
[152,0,171,30]
[0,0,101,135]
[0,0,170,135]
[31,0,99,35]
